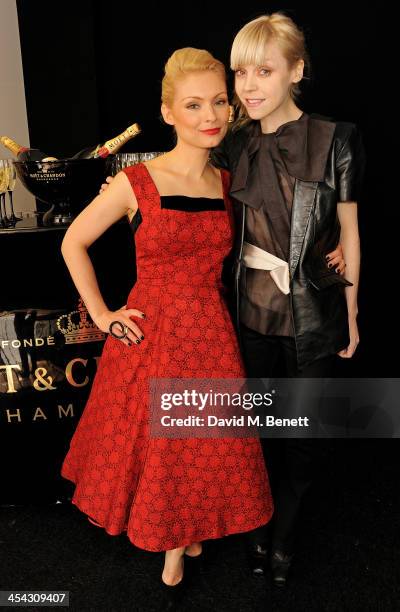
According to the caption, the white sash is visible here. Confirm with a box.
[242,242,290,295]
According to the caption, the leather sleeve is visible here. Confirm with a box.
[336,124,366,203]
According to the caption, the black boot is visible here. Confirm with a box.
[247,523,271,576]
[270,549,294,588]
[247,541,269,577]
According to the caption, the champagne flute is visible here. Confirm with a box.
[110,153,140,175]
[6,160,21,222]
[0,160,9,228]
[122,153,141,169]
[109,155,120,176]
[141,152,163,162]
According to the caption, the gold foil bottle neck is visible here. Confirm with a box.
[0,136,26,157]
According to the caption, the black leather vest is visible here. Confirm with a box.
[212,115,365,368]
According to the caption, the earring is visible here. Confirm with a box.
[228,105,235,123]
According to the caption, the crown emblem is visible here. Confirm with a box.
[56,297,106,344]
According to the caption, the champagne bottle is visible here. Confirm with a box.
[0,136,58,162]
[71,123,141,159]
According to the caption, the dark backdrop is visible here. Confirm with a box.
[15,1,395,376]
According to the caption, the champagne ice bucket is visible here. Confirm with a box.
[13,157,113,225]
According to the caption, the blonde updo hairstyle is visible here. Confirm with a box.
[230,13,310,128]
[161,47,227,108]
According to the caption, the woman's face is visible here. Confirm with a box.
[162,71,229,148]
[234,40,303,123]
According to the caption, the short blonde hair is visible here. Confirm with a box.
[161,47,226,106]
[230,13,309,126]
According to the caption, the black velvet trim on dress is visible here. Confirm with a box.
[128,208,143,234]
[160,196,225,212]
[129,197,226,234]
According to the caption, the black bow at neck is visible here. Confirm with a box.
[230,113,336,210]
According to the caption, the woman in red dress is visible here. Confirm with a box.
[60,48,273,591]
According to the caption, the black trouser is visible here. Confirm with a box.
[240,324,335,555]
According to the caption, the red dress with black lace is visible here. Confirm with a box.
[61,163,273,552]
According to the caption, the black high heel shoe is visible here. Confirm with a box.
[183,550,202,577]
[161,557,186,610]
[161,577,186,610]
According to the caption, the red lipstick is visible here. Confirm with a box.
[200,128,221,135]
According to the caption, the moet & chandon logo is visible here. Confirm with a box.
[56,298,106,344]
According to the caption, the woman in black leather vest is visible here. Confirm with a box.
[211,12,364,587]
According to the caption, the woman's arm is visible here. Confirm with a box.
[61,171,144,345]
[336,202,360,358]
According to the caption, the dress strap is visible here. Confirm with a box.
[122,163,159,215]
